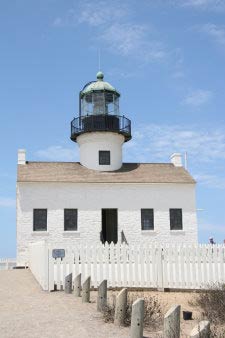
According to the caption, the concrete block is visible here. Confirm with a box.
[131,298,144,338]
[163,304,181,338]
[74,273,81,297]
[114,288,127,326]
[97,279,107,312]
[65,273,72,294]
[189,320,210,338]
[82,276,91,303]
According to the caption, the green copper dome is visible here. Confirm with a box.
[81,71,120,97]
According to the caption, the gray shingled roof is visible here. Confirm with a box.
[17,162,196,184]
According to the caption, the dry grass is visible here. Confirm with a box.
[103,291,163,330]
[190,283,225,337]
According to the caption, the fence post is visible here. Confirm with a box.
[65,273,73,294]
[157,247,164,291]
[114,288,127,326]
[74,273,81,297]
[97,279,107,312]
[82,276,91,303]
[189,320,210,338]
[130,298,144,338]
[163,304,181,338]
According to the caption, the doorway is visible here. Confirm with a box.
[101,209,118,244]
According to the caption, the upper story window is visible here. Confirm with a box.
[141,209,154,230]
[64,209,77,231]
[99,151,110,165]
[170,208,183,230]
[33,209,47,231]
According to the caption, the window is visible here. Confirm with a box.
[99,151,110,165]
[170,209,183,230]
[33,209,47,231]
[64,209,77,231]
[141,209,154,230]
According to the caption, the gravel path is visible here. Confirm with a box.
[0,270,133,338]
[0,269,203,338]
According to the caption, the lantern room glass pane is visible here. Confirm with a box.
[80,92,120,116]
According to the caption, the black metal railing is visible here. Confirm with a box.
[70,114,131,142]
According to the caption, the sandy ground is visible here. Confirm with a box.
[0,270,202,338]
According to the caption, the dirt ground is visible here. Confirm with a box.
[0,270,203,338]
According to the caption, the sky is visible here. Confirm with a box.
[0,0,225,257]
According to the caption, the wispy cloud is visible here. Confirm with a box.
[171,0,225,11]
[100,23,166,62]
[0,197,15,208]
[78,1,128,27]
[182,89,213,107]
[35,146,78,162]
[198,23,225,46]
[124,123,225,164]
[53,1,167,63]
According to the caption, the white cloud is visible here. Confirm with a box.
[172,0,225,11]
[0,197,15,208]
[100,23,166,62]
[78,1,128,27]
[52,1,167,63]
[199,23,225,46]
[35,146,78,162]
[123,123,225,164]
[182,89,213,107]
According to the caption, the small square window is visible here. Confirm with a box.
[64,209,77,231]
[170,209,183,230]
[33,209,47,231]
[99,151,110,165]
[141,209,154,230]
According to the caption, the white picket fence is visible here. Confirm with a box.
[28,242,225,291]
[0,258,17,270]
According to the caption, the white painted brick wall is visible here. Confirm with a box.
[17,182,198,265]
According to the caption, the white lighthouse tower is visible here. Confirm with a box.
[70,71,131,171]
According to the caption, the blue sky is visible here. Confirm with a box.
[0,0,225,257]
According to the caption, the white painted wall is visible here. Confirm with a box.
[17,182,198,265]
[77,132,124,171]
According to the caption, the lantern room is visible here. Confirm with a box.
[80,71,120,116]
[70,72,131,142]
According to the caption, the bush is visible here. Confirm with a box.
[103,291,163,329]
[193,284,225,325]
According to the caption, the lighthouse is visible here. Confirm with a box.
[70,71,131,171]
[16,70,198,266]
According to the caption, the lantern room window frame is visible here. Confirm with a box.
[80,90,120,117]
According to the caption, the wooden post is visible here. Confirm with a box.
[74,273,81,297]
[189,320,210,338]
[131,298,144,338]
[114,288,127,326]
[163,304,181,338]
[82,276,91,303]
[65,273,72,294]
[97,279,107,312]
